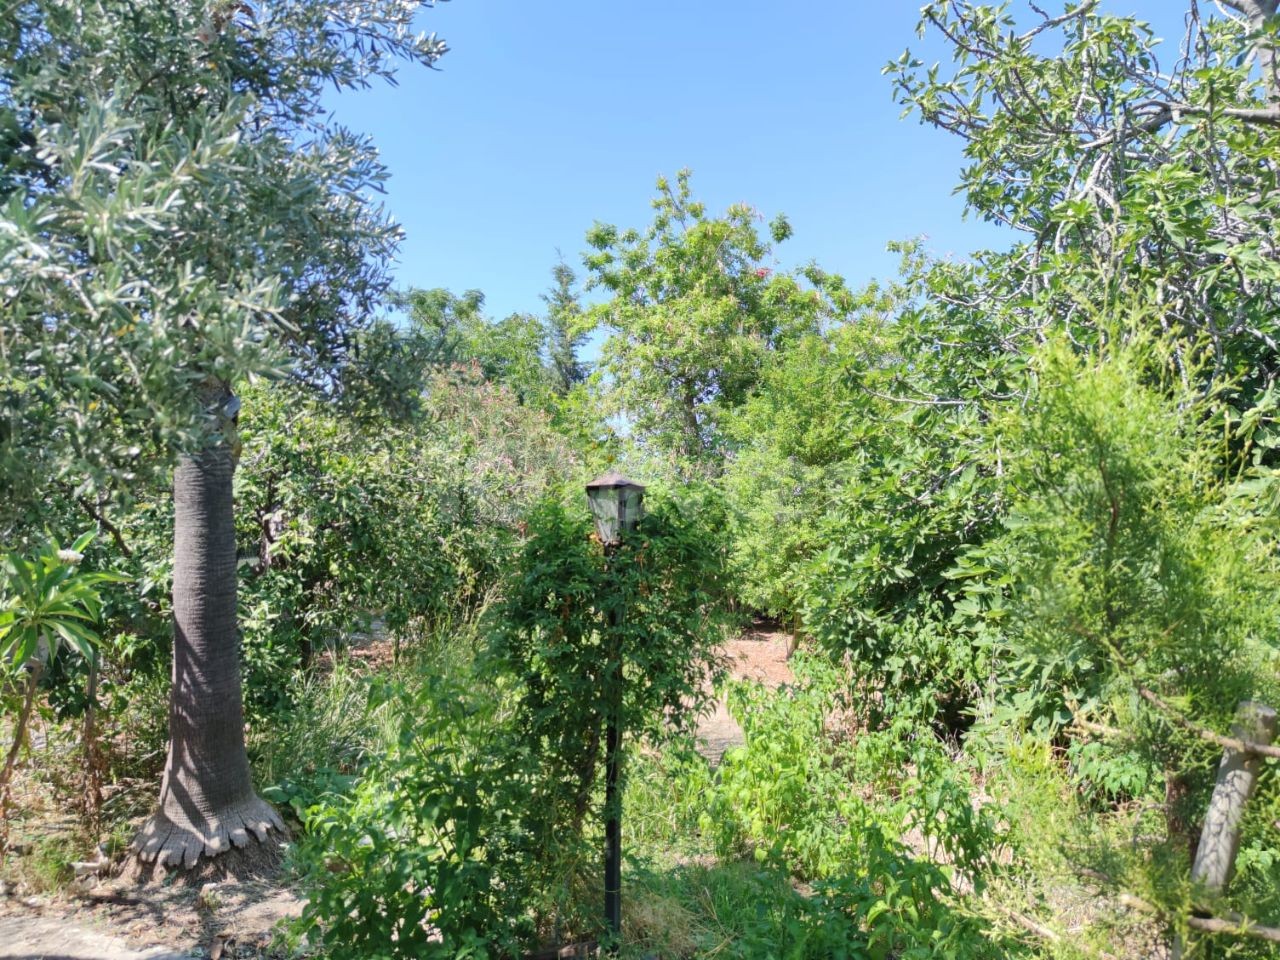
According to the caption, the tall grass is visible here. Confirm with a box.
[250,610,491,824]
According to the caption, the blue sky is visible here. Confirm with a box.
[327,1,1183,322]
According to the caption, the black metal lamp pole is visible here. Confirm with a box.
[585,471,645,956]
[603,564,622,947]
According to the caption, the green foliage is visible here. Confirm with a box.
[888,1,1280,400]
[0,532,125,843]
[724,244,1009,729]
[625,861,868,960]
[296,670,561,960]
[628,655,1005,960]
[485,491,732,830]
[298,486,734,954]
[952,334,1280,949]
[708,654,1002,887]
[394,273,591,416]
[544,261,589,396]
[583,170,854,474]
[253,664,376,825]
[720,277,905,617]
[0,0,450,519]
[68,369,582,723]
[969,334,1278,735]
[706,656,856,878]
[8,4,1280,956]
[0,532,125,672]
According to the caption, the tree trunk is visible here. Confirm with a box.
[81,654,103,831]
[1,662,43,852]
[133,384,282,869]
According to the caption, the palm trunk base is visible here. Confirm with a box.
[129,795,287,879]
[130,399,286,881]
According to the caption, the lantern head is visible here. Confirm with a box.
[585,470,645,546]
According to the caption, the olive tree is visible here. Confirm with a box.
[0,0,447,870]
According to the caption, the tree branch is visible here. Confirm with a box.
[1120,892,1280,945]
[75,495,132,558]
[1022,0,1101,42]
[1137,686,1280,760]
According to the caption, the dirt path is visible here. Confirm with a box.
[0,913,189,960]
[0,880,301,960]
[694,624,794,763]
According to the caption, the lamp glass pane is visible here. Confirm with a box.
[588,486,621,544]
[618,485,644,535]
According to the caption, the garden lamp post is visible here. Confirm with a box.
[585,470,645,952]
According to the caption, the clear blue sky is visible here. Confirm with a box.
[326,1,1182,322]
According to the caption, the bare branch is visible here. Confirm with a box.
[1137,687,1280,760]
[1021,0,1101,43]
[1187,914,1280,945]
[72,492,132,558]
[1119,892,1280,945]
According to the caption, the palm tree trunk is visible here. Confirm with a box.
[134,384,282,869]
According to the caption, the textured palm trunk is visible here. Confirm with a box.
[134,386,282,869]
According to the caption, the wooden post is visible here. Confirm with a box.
[1191,701,1278,896]
[1172,701,1278,960]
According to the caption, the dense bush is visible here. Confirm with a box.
[296,670,561,959]
[722,248,1009,730]
[627,653,1007,960]
[232,372,579,713]
[297,488,733,954]
[958,335,1280,952]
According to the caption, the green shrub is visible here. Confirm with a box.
[957,333,1280,955]
[692,654,1004,959]
[626,860,868,960]
[295,670,576,959]
[484,493,732,837]
[705,655,856,878]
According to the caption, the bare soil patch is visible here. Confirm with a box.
[694,622,794,763]
[0,877,302,960]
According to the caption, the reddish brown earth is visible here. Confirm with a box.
[694,623,794,763]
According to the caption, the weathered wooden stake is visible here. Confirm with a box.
[1172,701,1278,960]
[1190,701,1278,897]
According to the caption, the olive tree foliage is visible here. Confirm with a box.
[0,0,449,869]
[0,0,447,522]
[887,0,1280,395]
